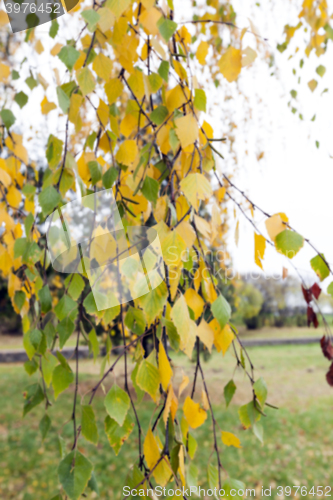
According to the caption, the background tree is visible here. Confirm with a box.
[1,0,333,498]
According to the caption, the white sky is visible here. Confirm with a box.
[8,0,333,292]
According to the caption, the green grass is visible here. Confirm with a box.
[0,342,332,499]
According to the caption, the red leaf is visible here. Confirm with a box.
[326,362,333,387]
[310,283,321,300]
[321,336,333,361]
[307,306,318,328]
[302,286,312,304]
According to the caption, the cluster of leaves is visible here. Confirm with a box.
[1,0,333,498]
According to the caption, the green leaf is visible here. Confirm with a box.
[82,9,100,32]
[77,67,96,96]
[39,414,51,441]
[104,384,130,426]
[52,364,74,400]
[211,294,231,329]
[38,285,52,314]
[58,45,80,71]
[46,134,63,169]
[24,358,38,376]
[105,414,134,455]
[187,461,198,489]
[194,88,207,112]
[14,291,26,312]
[150,105,168,125]
[125,307,146,335]
[49,19,59,38]
[139,281,168,325]
[55,295,77,321]
[253,377,267,407]
[238,401,261,429]
[29,328,42,349]
[81,405,99,445]
[223,478,246,500]
[158,61,169,82]
[136,359,160,400]
[39,186,61,216]
[87,471,99,495]
[207,462,218,490]
[14,91,28,109]
[316,65,326,77]
[141,176,159,205]
[14,237,28,259]
[161,317,180,351]
[83,292,98,315]
[68,274,85,301]
[102,166,118,189]
[275,230,304,258]
[24,212,34,235]
[88,161,102,185]
[131,363,145,403]
[41,351,58,387]
[224,379,236,407]
[57,317,75,349]
[310,254,330,281]
[327,282,333,297]
[1,109,15,129]
[12,70,20,80]
[44,322,57,349]
[58,451,93,500]
[88,328,100,362]
[25,75,38,90]
[188,433,197,459]
[57,86,70,114]
[253,420,264,443]
[157,17,177,42]
[23,383,44,417]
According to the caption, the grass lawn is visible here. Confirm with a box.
[0,342,332,499]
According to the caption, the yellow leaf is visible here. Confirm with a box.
[196,41,209,65]
[171,293,190,349]
[159,342,173,391]
[197,319,214,353]
[242,46,257,67]
[218,46,242,82]
[154,195,168,223]
[163,384,173,426]
[143,428,171,486]
[140,7,162,36]
[175,220,196,249]
[0,168,11,188]
[77,67,96,96]
[183,319,197,359]
[116,140,138,166]
[97,7,115,32]
[265,214,286,240]
[35,39,44,54]
[183,396,207,429]
[201,389,210,411]
[175,195,190,222]
[120,114,137,138]
[141,0,155,8]
[308,79,318,92]
[0,10,9,27]
[180,173,212,212]
[235,220,239,246]
[50,43,62,56]
[93,53,112,80]
[97,99,109,128]
[178,373,189,398]
[105,78,123,105]
[166,85,190,112]
[0,245,13,277]
[175,115,199,149]
[254,233,266,270]
[214,324,234,356]
[221,431,242,448]
[0,62,10,82]
[161,230,186,267]
[41,96,56,115]
[184,288,204,320]
[7,185,22,208]
[194,214,211,240]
